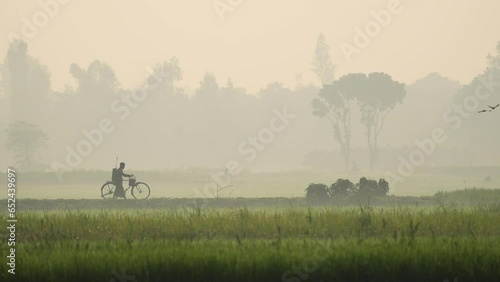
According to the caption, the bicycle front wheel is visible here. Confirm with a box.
[101,182,116,199]
[132,182,150,199]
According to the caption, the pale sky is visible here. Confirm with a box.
[1,0,499,93]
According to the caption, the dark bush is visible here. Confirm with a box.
[305,183,329,200]
[329,178,355,198]
[305,177,389,199]
[377,179,389,196]
[356,177,389,196]
[356,177,378,195]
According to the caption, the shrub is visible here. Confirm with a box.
[305,178,389,199]
[329,179,356,198]
[305,183,329,200]
[377,179,389,196]
[356,177,378,195]
[356,177,389,196]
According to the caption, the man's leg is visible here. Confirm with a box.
[114,183,125,199]
[120,184,126,199]
[122,185,127,199]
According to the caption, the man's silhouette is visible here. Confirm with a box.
[114,162,132,199]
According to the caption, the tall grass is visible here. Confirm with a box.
[1,205,500,281]
[2,238,500,282]
[9,205,500,242]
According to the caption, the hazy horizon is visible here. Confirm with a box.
[4,4,500,281]
[1,1,500,200]
[1,0,500,94]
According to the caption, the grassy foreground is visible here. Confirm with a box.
[2,200,500,281]
[4,238,500,282]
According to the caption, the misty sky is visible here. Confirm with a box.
[1,0,499,94]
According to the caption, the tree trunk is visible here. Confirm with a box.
[343,150,349,172]
[366,126,375,171]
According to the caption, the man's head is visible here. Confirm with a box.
[120,162,126,169]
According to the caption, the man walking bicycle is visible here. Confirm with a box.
[113,162,133,199]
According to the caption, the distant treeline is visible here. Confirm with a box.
[1,39,500,172]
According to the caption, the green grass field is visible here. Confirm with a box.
[2,190,500,281]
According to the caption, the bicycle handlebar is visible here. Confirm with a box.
[120,175,135,181]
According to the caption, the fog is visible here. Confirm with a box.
[1,0,500,197]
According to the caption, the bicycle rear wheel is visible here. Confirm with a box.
[101,182,116,199]
[132,182,150,199]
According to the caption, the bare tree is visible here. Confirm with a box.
[312,78,353,171]
[351,73,406,170]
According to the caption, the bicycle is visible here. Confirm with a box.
[100,175,151,199]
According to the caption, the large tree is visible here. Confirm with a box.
[486,41,500,70]
[0,64,8,126]
[258,82,292,104]
[5,121,48,170]
[353,73,406,170]
[69,60,119,114]
[449,41,500,155]
[195,72,220,101]
[135,57,185,117]
[312,76,354,171]
[312,33,335,85]
[145,57,183,96]
[2,40,51,124]
[0,63,4,98]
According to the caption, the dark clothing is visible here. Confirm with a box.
[114,183,126,199]
[115,168,130,182]
[113,168,130,199]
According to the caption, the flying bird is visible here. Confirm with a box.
[488,104,500,110]
[478,109,490,113]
